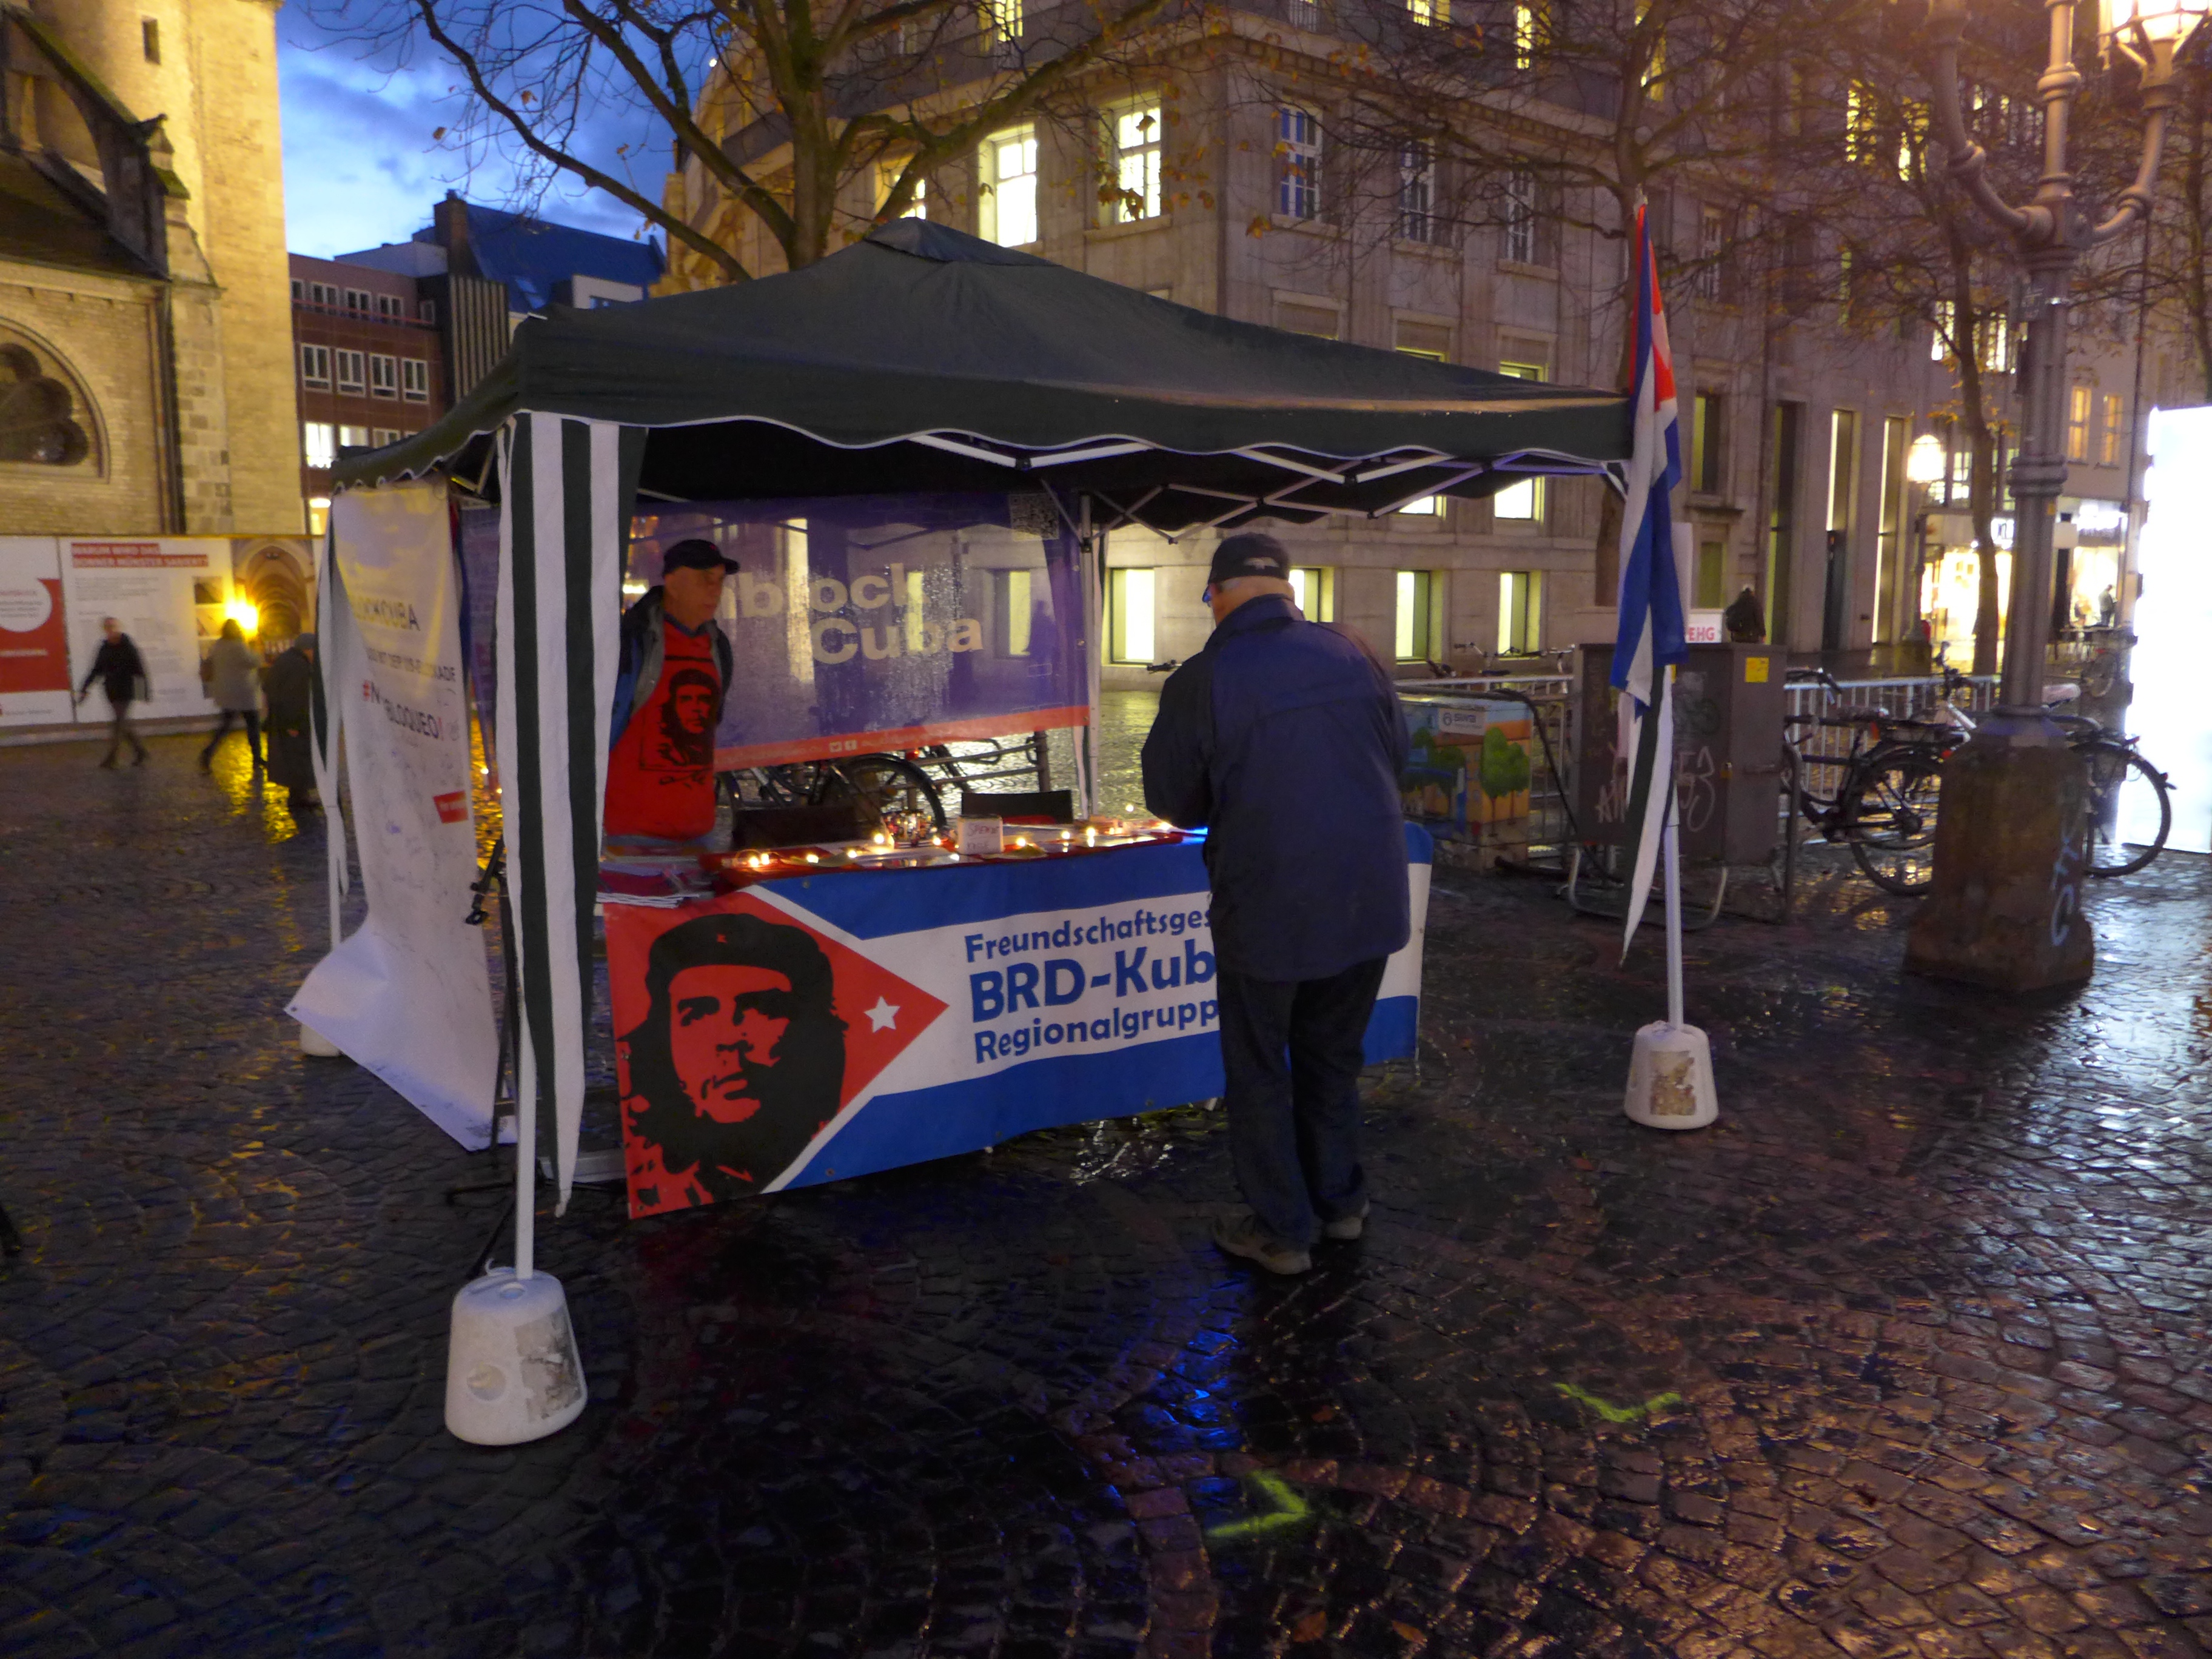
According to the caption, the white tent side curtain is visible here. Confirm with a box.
[495,414,646,1208]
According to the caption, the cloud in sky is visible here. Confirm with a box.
[278,12,666,259]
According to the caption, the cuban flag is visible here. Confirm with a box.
[1612,199,1689,956]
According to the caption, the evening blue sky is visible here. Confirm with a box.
[277,10,666,260]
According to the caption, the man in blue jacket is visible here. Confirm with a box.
[1142,532,1410,1275]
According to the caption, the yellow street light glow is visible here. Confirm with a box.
[1905,433,1946,485]
[2103,0,2211,62]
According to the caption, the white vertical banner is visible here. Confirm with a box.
[289,480,498,1147]
[60,538,223,722]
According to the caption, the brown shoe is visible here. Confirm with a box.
[1211,1212,1312,1275]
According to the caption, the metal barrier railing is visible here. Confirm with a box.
[1398,674,1578,855]
[1781,674,2000,822]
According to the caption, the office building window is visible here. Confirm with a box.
[369,354,398,399]
[1289,566,1335,621]
[375,293,403,320]
[1948,435,1971,502]
[1691,390,1723,492]
[1503,167,1538,264]
[302,422,335,470]
[1398,144,1437,243]
[1276,106,1321,221]
[1106,101,1162,223]
[993,569,1035,657]
[418,299,438,324]
[1512,1,1540,68]
[1407,0,1449,24]
[2067,384,2091,461]
[1695,540,1727,608]
[335,350,366,395]
[1395,570,1438,662]
[2102,393,2125,466]
[344,288,370,313]
[982,0,1022,47]
[298,344,330,388]
[290,278,305,304]
[401,359,429,402]
[1493,360,1546,519]
[980,127,1039,247]
[338,424,370,449]
[372,427,400,447]
[1398,494,1444,517]
[1108,568,1156,663]
[1497,571,1543,654]
[1695,205,1725,302]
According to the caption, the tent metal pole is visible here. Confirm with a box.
[1082,494,1099,820]
[514,1031,537,1280]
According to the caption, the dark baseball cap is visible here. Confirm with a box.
[1204,531,1292,589]
[662,538,739,574]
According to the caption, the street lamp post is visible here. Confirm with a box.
[1904,0,2204,993]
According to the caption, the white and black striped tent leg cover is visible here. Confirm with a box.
[310,521,350,950]
[495,414,645,1212]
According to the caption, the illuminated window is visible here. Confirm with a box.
[1398,494,1444,517]
[876,161,927,221]
[1407,0,1448,22]
[1106,102,1162,223]
[1109,567,1155,663]
[994,569,1034,657]
[982,0,1022,47]
[1394,570,1438,662]
[1845,82,1878,166]
[1498,571,1543,654]
[1288,566,1335,620]
[980,128,1038,247]
[1695,540,1727,608]
[2068,385,2091,462]
[1691,391,1724,492]
[1276,106,1321,220]
[1493,360,1546,520]
[301,422,335,469]
[1512,1,1540,69]
[1980,313,2013,374]
[372,427,400,446]
[2102,394,2125,466]
[339,424,370,449]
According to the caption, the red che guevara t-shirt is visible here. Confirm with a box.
[604,617,720,840]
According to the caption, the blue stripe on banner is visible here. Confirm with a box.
[783,1032,1229,1188]
[776,823,1433,940]
[782,996,1423,1192]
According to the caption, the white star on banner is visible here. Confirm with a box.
[866,998,900,1032]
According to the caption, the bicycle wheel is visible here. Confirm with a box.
[1846,748,1945,896]
[814,754,947,832]
[2079,740,2169,877]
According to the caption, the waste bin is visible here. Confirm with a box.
[1575,643,1785,863]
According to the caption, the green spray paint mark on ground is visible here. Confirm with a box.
[1553,1382,1684,1424]
[1205,1470,1311,1541]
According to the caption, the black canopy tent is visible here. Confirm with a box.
[338,218,1631,527]
[323,218,1634,1213]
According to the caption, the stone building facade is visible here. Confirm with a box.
[657,8,2177,685]
[0,0,301,540]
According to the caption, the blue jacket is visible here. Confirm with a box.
[1141,594,1410,982]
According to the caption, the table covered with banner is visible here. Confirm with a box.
[602,826,1432,1218]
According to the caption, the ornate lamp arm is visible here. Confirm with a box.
[1925,0,2040,238]
[2090,36,2182,242]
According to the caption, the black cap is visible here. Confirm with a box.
[662,538,739,575]
[1205,531,1292,588]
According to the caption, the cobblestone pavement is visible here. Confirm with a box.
[5,733,2212,1659]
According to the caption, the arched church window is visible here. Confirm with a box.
[0,337,93,467]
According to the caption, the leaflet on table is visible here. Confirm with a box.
[603,828,1431,1218]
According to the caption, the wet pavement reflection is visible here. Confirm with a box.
[3,734,2211,1658]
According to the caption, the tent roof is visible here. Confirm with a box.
[338,220,1632,532]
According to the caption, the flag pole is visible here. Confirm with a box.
[1660,667,1684,1033]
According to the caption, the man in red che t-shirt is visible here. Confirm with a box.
[606,539,737,846]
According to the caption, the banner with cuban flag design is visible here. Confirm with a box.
[1610,199,1690,956]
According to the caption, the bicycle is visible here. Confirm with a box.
[1782,668,1951,896]
[725,753,948,833]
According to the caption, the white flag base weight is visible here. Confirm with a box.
[298,1021,343,1057]
[1623,1021,1718,1131]
[444,1267,588,1444]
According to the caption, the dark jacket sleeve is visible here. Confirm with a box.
[1141,651,1215,828]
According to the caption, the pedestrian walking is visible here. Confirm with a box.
[75,616,150,768]
[198,619,264,771]
[1141,532,1410,1276]
[263,633,322,814]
